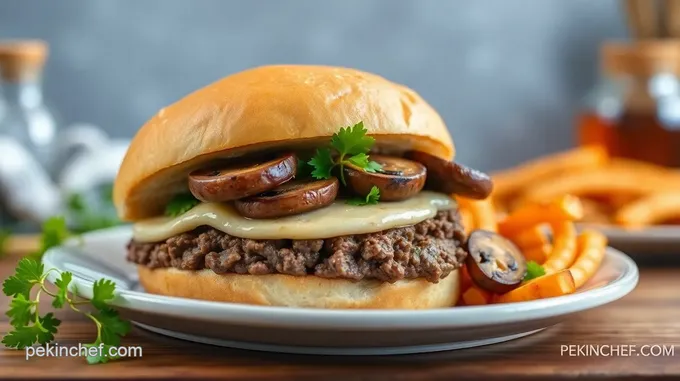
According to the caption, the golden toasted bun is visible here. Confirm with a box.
[115,65,453,221]
[138,266,460,309]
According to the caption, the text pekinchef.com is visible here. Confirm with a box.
[25,343,142,360]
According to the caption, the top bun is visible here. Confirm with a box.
[114,65,454,220]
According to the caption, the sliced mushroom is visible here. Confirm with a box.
[465,230,527,294]
[406,151,493,199]
[234,178,339,219]
[344,155,426,201]
[188,153,296,202]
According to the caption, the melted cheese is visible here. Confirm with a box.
[133,191,454,242]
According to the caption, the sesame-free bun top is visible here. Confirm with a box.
[114,65,454,220]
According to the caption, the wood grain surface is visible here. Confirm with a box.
[0,238,678,380]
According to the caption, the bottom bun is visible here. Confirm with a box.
[138,266,460,309]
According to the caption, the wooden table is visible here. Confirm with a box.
[1,238,679,380]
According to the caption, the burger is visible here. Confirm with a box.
[113,65,493,309]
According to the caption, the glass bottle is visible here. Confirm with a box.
[577,40,680,167]
[0,40,58,174]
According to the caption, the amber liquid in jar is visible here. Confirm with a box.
[578,111,680,167]
[582,41,680,167]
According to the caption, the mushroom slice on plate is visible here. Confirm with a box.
[465,230,527,294]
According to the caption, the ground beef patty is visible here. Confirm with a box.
[127,209,467,283]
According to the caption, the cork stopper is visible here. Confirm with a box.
[0,40,48,82]
[601,40,680,77]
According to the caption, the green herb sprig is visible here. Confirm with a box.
[29,217,71,260]
[346,186,380,206]
[2,258,130,364]
[308,121,382,186]
[524,260,546,282]
[165,194,200,217]
[66,192,120,233]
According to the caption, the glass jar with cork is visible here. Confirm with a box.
[577,40,680,167]
[0,39,58,173]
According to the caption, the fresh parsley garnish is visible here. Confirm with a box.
[90,279,116,310]
[2,313,60,349]
[308,121,382,185]
[67,193,86,213]
[2,258,130,364]
[29,217,71,260]
[52,272,72,309]
[309,148,335,180]
[66,192,120,233]
[296,157,314,178]
[72,214,120,234]
[165,194,200,217]
[524,260,546,282]
[3,258,43,299]
[346,186,381,206]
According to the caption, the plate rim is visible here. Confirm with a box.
[42,227,639,331]
[133,323,546,355]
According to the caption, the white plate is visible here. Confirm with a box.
[42,226,639,355]
[579,223,680,253]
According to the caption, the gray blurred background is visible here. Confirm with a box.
[0,0,627,171]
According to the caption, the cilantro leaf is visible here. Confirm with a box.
[3,258,44,298]
[95,308,131,347]
[330,122,375,155]
[0,229,9,258]
[7,294,35,327]
[30,216,71,260]
[164,194,199,217]
[524,261,546,282]
[296,158,313,178]
[66,190,121,233]
[346,186,381,206]
[2,325,40,349]
[52,272,72,309]
[347,154,383,174]
[306,121,381,188]
[83,308,130,364]
[40,216,70,251]
[83,342,106,364]
[2,313,60,349]
[16,258,45,281]
[90,279,116,310]
[36,313,60,345]
[2,276,33,299]
[365,160,382,173]
[1,238,130,363]
[67,193,86,213]
[72,214,119,234]
[308,148,334,180]
[347,153,369,168]
[84,342,119,364]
